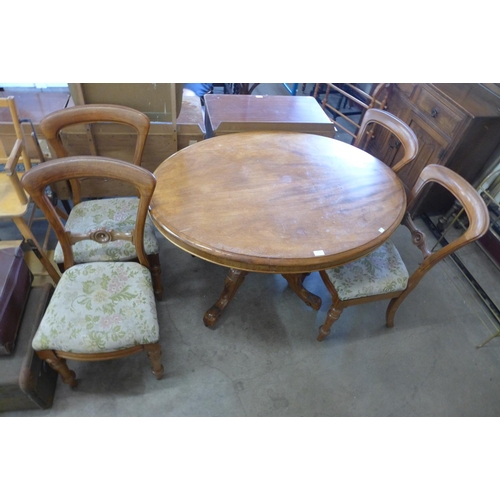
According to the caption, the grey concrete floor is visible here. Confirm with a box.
[2,83,500,417]
[2,218,500,417]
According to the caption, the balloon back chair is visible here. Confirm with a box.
[39,104,163,300]
[317,164,490,342]
[20,156,164,387]
[354,108,419,175]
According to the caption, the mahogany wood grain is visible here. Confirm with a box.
[150,131,407,325]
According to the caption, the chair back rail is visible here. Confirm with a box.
[318,163,490,341]
[314,83,391,141]
[21,156,156,274]
[354,108,419,174]
[39,104,150,204]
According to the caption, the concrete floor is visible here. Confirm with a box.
[2,83,500,417]
[3,220,500,417]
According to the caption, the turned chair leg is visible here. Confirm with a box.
[148,253,164,301]
[144,342,164,380]
[37,350,78,388]
[317,304,343,342]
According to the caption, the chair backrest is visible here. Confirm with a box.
[354,108,419,174]
[20,156,156,275]
[39,104,150,163]
[39,104,150,204]
[0,96,32,171]
[0,97,32,208]
[314,83,391,143]
[402,164,489,295]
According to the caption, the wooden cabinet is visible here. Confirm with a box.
[366,83,500,214]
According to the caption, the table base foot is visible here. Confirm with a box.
[203,268,248,327]
[282,273,322,310]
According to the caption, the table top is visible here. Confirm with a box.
[204,94,335,139]
[150,131,407,273]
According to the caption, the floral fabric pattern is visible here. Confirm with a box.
[53,197,159,264]
[325,240,409,301]
[32,261,159,353]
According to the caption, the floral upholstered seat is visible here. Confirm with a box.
[21,156,164,387]
[318,164,490,343]
[53,198,159,264]
[324,240,409,301]
[39,104,163,301]
[32,261,159,354]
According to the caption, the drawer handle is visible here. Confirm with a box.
[431,108,439,118]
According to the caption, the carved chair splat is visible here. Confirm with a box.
[20,156,164,387]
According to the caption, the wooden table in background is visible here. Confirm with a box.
[204,94,336,139]
[150,131,406,327]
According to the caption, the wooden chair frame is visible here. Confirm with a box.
[20,156,164,386]
[39,104,163,300]
[39,104,150,204]
[318,164,490,342]
[0,96,61,283]
[353,108,419,174]
[314,83,391,143]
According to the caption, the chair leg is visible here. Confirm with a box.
[37,350,78,388]
[148,253,163,301]
[386,294,407,327]
[144,342,164,380]
[317,303,343,342]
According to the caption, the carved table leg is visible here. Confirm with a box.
[203,268,249,327]
[282,273,322,310]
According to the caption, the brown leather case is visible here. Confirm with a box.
[0,284,58,412]
[0,245,33,355]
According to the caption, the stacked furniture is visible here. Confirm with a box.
[363,83,500,215]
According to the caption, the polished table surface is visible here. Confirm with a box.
[204,94,336,139]
[150,131,407,325]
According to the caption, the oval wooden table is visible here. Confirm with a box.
[150,131,407,327]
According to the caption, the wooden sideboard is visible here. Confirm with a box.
[365,83,500,214]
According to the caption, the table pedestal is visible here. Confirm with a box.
[203,269,322,327]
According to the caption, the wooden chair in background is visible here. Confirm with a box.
[353,108,419,175]
[20,156,164,388]
[314,83,391,144]
[39,104,164,300]
[317,164,490,342]
[0,96,61,283]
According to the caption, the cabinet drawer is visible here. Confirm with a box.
[413,86,465,137]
